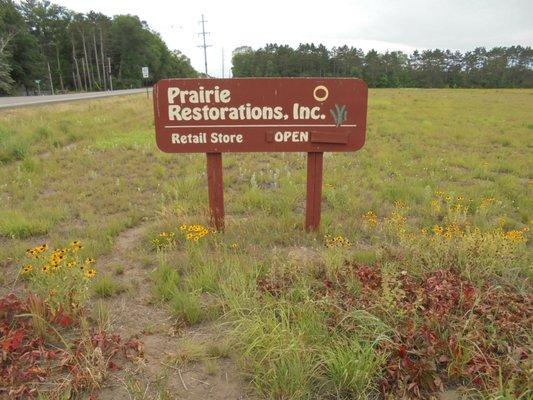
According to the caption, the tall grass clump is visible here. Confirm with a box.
[151,260,181,301]
[229,289,389,399]
[169,290,203,325]
[323,336,386,399]
[234,303,320,399]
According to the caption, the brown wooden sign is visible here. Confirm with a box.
[153,78,368,231]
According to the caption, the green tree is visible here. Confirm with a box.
[0,0,41,94]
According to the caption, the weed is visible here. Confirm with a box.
[151,261,180,301]
[203,358,219,376]
[92,276,125,298]
[91,300,111,331]
[206,339,231,359]
[171,339,207,366]
[323,337,386,398]
[169,290,203,325]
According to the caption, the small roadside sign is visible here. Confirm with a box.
[153,78,368,231]
[153,78,367,153]
[142,67,149,78]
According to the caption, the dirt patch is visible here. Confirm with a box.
[286,246,321,266]
[94,223,252,399]
[440,389,461,400]
[39,142,78,159]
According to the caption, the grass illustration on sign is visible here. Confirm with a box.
[330,104,347,127]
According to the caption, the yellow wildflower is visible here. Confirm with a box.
[70,241,83,252]
[21,265,33,275]
[504,230,526,243]
[433,225,444,235]
[394,201,405,209]
[84,268,97,278]
[362,211,378,227]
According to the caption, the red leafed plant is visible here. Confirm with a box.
[311,264,532,399]
[365,268,532,399]
[0,293,144,399]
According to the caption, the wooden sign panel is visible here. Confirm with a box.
[153,78,367,153]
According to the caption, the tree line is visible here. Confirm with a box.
[0,0,197,95]
[232,44,533,88]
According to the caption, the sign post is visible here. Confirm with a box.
[305,152,324,231]
[153,78,367,231]
[206,152,224,230]
[141,66,149,98]
[35,80,41,96]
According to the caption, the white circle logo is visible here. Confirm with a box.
[313,85,329,102]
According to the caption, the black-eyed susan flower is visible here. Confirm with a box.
[41,265,50,273]
[67,260,77,268]
[179,224,187,231]
[394,201,405,209]
[70,240,83,251]
[21,265,33,275]
[85,257,96,264]
[26,244,47,257]
[84,268,97,278]
[433,225,444,235]
[324,234,351,248]
[504,230,526,243]
[362,211,378,227]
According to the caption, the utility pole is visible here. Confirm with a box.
[197,14,211,76]
[99,28,107,91]
[221,48,225,78]
[46,61,54,95]
[107,57,113,91]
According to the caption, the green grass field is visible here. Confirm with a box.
[0,89,531,399]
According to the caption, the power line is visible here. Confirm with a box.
[197,14,211,76]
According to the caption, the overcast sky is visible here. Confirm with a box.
[52,0,533,78]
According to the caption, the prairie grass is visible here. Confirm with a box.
[151,260,181,301]
[169,289,203,325]
[1,89,531,398]
[92,275,125,298]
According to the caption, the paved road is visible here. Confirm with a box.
[0,88,150,109]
